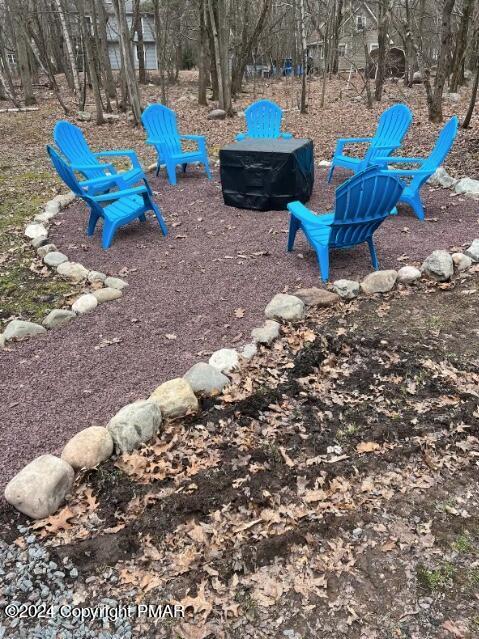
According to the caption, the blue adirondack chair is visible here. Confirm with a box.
[141,104,211,186]
[54,121,149,196]
[287,166,404,281]
[327,103,412,183]
[373,116,459,220]
[236,99,292,141]
[46,145,167,250]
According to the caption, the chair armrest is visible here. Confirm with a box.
[79,174,126,188]
[179,134,206,152]
[375,157,424,165]
[281,132,293,139]
[381,168,431,177]
[91,185,148,202]
[94,150,142,170]
[335,136,372,154]
[72,162,115,172]
[287,201,331,225]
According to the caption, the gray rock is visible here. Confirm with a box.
[31,235,49,249]
[25,223,47,240]
[332,279,360,299]
[53,192,76,208]
[4,320,47,342]
[397,265,421,284]
[465,239,479,262]
[421,250,454,282]
[427,167,458,189]
[57,261,89,282]
[36,243,57,258]
[107,400,162,452]
[208,348,239,374]
[150,378,199,419]
[87,270,107,283]
[240,342,257,360]
[317,160,332,167]
[93,287,122,303]
[184,362,229,396]
[0,333,6,349]
[361,270,398,294]
[42,309,76,329]
[4,455,74,519]
[454,177,479,197]
[293,287,340,307]
[207,109,227,120]
[43,251,68,267]
[265,293,305,321]
[61,427,113,470]
[413,71,422,83]
[447,92,460,102]
[452,252,473,272]
[71,293,98,314]
[104,276,128,290]
[251,320,281,345]
[103,112,120,121]
[77,111,92,121]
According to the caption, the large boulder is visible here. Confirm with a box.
[184,362,229,396]
[107,400,162,452]
[421,250,454,282]
[397,266,421,284]
[293,287,340,307]
[251,320,281,345]
[57,261,89,282]
[62,427,113,470]
[454,177,479,197]
[72,294,98,315]
[452,252,473,272]
[332,279,360,300]
[42,309,76,330]
[150,378,198,419]
[208,348,239,374]
[465,239,479,262]
[427,167,457,189]
[43,251,68,268]
[361,270,398,294]
[4,455,74,519]
[4,319,46,342]
[207,109,226,120]
[264,294,305,321]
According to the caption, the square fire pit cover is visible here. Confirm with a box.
[219,138,314,211]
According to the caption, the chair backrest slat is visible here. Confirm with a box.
[54,121,106,179]
[141,104,182,155]
[330,167,403,247]
[364,103,412,165]
[244,100,284,139]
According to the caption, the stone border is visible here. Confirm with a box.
[4,235,479,519]
[0,193,129,348]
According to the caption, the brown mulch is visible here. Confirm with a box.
[0,164,478,490]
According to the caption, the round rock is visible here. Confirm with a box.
[36,243,57,258]
[452,252,473,272]
[332,279,360,299]
[207,109,226,120]
[72,293,98,314]
[397,266,422,284]
[361,270,397,294]
[264,293,305,321]
[31,235,49,249]
[240,342,258,360]
[42,308,76,329]
[4,455,74,519]
[61,427,114,470]
[293,287,340,307]
[4,319,47,342]
[57,261,89,282]
[251,320,281,345]
[43,251,68,267]
[104,276,128,290]
[150,378,199,419]
[184,362,229,396]
[421,250,454,282]
[465,239,479,262]
[25,223,47,240]
[209,348,239,374]
[93,287,123,303]
[88,270,107,284]
[107,400,162,452]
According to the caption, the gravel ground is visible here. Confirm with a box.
[1,166,478,490]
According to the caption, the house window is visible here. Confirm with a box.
[369,43,379,52]
[338,44,347,58]
[319,45,324,59]
[7,52,16,66]
[356,15,366,30]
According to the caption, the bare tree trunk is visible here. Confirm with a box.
[54,0,80,96]
[207,0,225,108]
[462,55,479,127]
[198,0,208,105]
[375,0,390,101]
[96,0,117,100]
[299,0,307,113]
[78,0,104,123]
[112,0,142,124]
[450,0,476,92]
[132,0,147,84]
[429,0,456,122]
[8,0,36,105]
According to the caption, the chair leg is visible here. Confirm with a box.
[151,202,168,236]
[102,220,117,250]
[203,157,212,180]
[327,163,335,183]
[367,238,379,270]
[87,211,100,236]
[165,162,177,185]
[139,213,147,223]
[316,245,330,282]
[411,193,425,220]
[287,215,300,252]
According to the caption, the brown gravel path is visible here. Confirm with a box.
[1,167,478,490]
